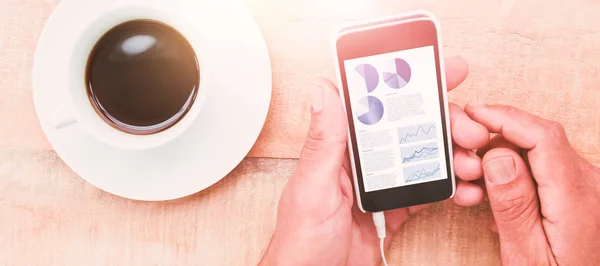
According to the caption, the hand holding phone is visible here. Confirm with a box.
[335,11,457,212]
[261,11,488,266]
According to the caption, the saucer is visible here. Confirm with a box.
[32,0,272,201]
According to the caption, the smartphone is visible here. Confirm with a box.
[334,11,455,212]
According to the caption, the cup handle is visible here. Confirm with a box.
[50,108,78,131]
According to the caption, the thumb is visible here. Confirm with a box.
[295,79,348,189]
[482,148,554,265]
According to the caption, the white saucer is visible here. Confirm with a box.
[32,0,272,201]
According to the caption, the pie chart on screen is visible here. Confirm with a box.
[356,96,384,125]
[383,58,411,89]
[355,64,379,93]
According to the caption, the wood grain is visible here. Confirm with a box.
[1,0,600,164]
[0,151,500,265]
[1,0,599,265]
[244,0,600,162]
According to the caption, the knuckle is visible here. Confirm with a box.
[493,104,520,115]
[304,127,326,153]
[303,125,346,153]
[541,120,567,142]
[284,187,317,214]
[547,120,566,136]
[290,187,309,205]
[493,194,537,223]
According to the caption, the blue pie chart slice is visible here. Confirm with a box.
[355,64,379,93]
[383,58,411,89]
[356,96,384,125]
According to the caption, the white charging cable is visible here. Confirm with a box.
[372,211,388,266]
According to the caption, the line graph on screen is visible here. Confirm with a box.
[401,142,439,163]
[403,162,441,183]
[398,123,437,144]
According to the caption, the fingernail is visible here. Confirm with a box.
[309,85,324,113]
[483,156,516,184]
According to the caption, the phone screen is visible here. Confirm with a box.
[337,18,453,211]
[343,46,448,192]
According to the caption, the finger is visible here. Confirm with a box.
[342,148,352,178]
[473,178,487,197]
[339,168,354,203]
[408,204,428,214]
[383,208,410,232]
[453,145,483,181]
[449,103,490,149]
[482,148,553,263]
[464,104,566,152]
[444,56,469,91]
[340,148,354,200]
[476,135,521,158]
[465,104,580,215]
[385,204,429,233]
[295,78,348,190]
[474,135,521,200]
[489,220,498,234]
[453,180,484,207]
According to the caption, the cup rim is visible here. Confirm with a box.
[65,3,211,150]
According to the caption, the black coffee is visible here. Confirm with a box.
[86,20,199,135]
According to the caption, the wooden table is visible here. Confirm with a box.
[2,0,600,265]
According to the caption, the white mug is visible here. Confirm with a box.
[44,0,211,150]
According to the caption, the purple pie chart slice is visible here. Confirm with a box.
[383,72,408,89]
[355,64,379,93]
[356,96,384,125]
[383,58,411,89]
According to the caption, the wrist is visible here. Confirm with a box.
[258,243,281,266]
[259,229,338,266]
[259,232,296,266]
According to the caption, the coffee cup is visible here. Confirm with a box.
[42,1,211,150]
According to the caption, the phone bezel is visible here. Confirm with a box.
[334,12,456,212]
